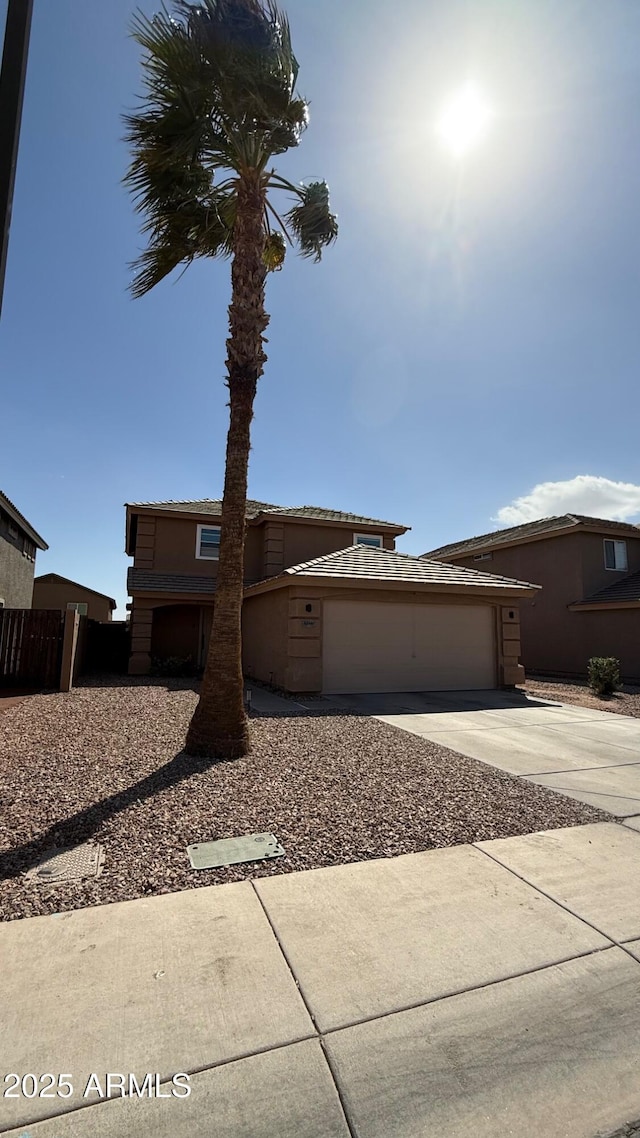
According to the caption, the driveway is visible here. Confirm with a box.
[331,689,640,817]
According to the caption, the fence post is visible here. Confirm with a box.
[60,609,80,692]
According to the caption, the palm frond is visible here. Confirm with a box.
[174,0,306,163]
[284,180,338,261]
[125,2,336,297]
[128,188,235,297]
[262,230,286,271]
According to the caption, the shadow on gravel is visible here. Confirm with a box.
[248,688,563,719]
[76,674,201,695]
[0,746,220,881]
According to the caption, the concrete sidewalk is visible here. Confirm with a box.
[3,822,640,1136]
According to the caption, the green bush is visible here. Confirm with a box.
[150,655,198,678]
[587,656,620,696]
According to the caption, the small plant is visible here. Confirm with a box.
[587,656,620,696]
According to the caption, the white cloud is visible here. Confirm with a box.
[493,476,640,526]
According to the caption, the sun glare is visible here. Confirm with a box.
[436,84,493,158]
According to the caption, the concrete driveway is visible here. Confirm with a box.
[331,689,640,817]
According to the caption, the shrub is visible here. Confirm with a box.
[150,655,198,678]
[587,656,620,696]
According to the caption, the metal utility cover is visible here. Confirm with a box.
[187,833,284,870]
[25,843,105,884]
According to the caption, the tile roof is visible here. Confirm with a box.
[275,545,539,591]
[424,514,640,559]
[126,498,407,530]
[0,490,48,550]
[128,568,217,595]
[129,549,540,599]
[574,569,640,606]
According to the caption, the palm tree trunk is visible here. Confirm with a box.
[185,172,269,759]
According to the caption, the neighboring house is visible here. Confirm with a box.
[32,574,116,623]
[0,490,48,609]
[126,498,538,693]
[424,514,640,682]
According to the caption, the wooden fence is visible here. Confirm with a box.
[0,609,65,688]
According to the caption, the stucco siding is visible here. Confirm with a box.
[0,537,35,608]
[32,580,113,622]
[282,522,395,569]
[454,536,579,674]
[453,533,640,677]
[579,531,640,599]
[242,590,290,689]
[572,610,640,682]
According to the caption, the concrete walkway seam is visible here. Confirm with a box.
[249,880,358,1138]
[249,879,322,1034]
[0,1035,319,1137]
[2,950,621,1136]
[319,1037,359,1138]
[523,761,640,777]
[473,842,640,967]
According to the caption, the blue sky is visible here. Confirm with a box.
[1,0,640,618]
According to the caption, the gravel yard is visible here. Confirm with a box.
[0,678,608,922]
[523,676,640,718]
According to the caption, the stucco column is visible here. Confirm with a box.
[129,603,152,675]
[59,608,80,691]
[500,605,525,686]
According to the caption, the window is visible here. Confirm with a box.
[604,539,627,571]
[353,533,383,548]
[67,602,88,615]
[7,521,18,539]
[196,524,221,559]
[473,552,493,561]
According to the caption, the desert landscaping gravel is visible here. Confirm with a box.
[523,676,640,718]
[0,678,609,922]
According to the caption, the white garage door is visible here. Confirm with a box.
[322,600,496,693]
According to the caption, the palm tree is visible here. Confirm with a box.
[124,0,337,760]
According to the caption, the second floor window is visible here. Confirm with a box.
[196,524,221,560]
[604,539,627,571]
[354,533,383,548]
[67,602,88,615]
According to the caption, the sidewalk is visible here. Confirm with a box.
[2,820,640,1136]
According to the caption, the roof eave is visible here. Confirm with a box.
[427,518,640,561]
[35,572,116,605]
[0,492,48,550]
[243,573,540,599]
[125,502,408,534]
[253,511,409,534]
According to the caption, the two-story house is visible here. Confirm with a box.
[0,490,48,609]
[424,514,640,681]
[126,498,539,694]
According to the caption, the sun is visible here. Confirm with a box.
[436,83,494,158]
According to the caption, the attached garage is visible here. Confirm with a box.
[322,600,495,693]
[242,545,540,695]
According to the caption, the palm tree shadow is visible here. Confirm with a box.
[1,747,227,882]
